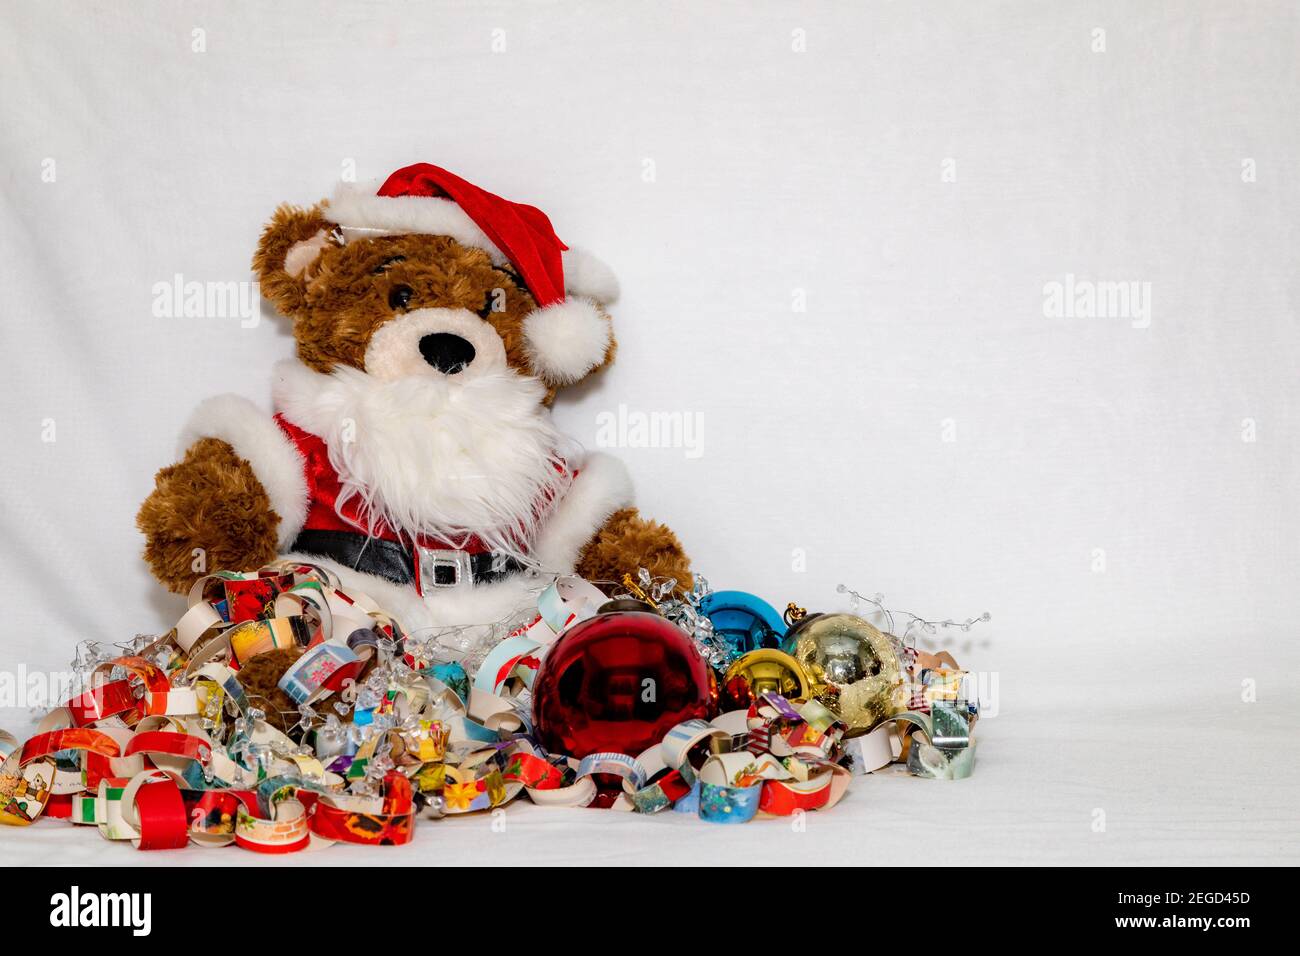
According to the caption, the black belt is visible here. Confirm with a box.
[290,529,525,589]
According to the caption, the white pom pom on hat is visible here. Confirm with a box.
[522,297,612,386]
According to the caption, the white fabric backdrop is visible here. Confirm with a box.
[1,0,1296,865]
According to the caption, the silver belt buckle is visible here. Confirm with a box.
[419,548,474,589]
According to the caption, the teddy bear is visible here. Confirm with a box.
[137,162,690,630]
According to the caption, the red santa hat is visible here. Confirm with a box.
[324,163,618,385]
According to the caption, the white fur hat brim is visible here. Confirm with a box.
[324,182,618,304]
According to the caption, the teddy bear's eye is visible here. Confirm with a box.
[388,285,413,311]
[477,290,498,319]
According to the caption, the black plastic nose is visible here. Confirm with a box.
[419,333,476,374]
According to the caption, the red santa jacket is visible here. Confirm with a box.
[274,414,562,593]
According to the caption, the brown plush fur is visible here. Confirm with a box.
[576,507,691,592]
[252,205,617,399]
[236,646,303,733]
[250,204,332,319]
[137,438,280,593]
[237,646,381,734]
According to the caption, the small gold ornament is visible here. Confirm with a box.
[620,573,659,609]
[721,649,811,709]
[780,613,904,736]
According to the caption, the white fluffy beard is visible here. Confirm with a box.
[275,361,574,565]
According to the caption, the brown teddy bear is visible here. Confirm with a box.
[138,163,689,628]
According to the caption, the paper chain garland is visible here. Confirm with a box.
[0,562,981,851]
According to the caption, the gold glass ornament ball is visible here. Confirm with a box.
[780,613,904,736]
[721,649,811,710]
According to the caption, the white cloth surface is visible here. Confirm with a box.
[2,695,1294,866]
[1,1,1298,865]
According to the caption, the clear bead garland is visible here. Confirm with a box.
[836,583,991,654]
[620,568,736,672]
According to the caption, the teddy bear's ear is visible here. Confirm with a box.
[252,203,336,319]
[521,248,620,388]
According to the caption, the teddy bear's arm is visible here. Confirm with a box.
[575,507,691,591]
[529,452,691,589]
[137,394,310,593]
[136,438,283,593]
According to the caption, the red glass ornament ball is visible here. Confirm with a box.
[531,610,716,759]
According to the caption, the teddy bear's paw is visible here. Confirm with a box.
[576,507,692,593]
[136,437,282,593]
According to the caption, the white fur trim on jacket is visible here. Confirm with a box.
[522,298,612,386]
[324,182,619,303]
[179,395,308,550]
[533,451,634,573]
